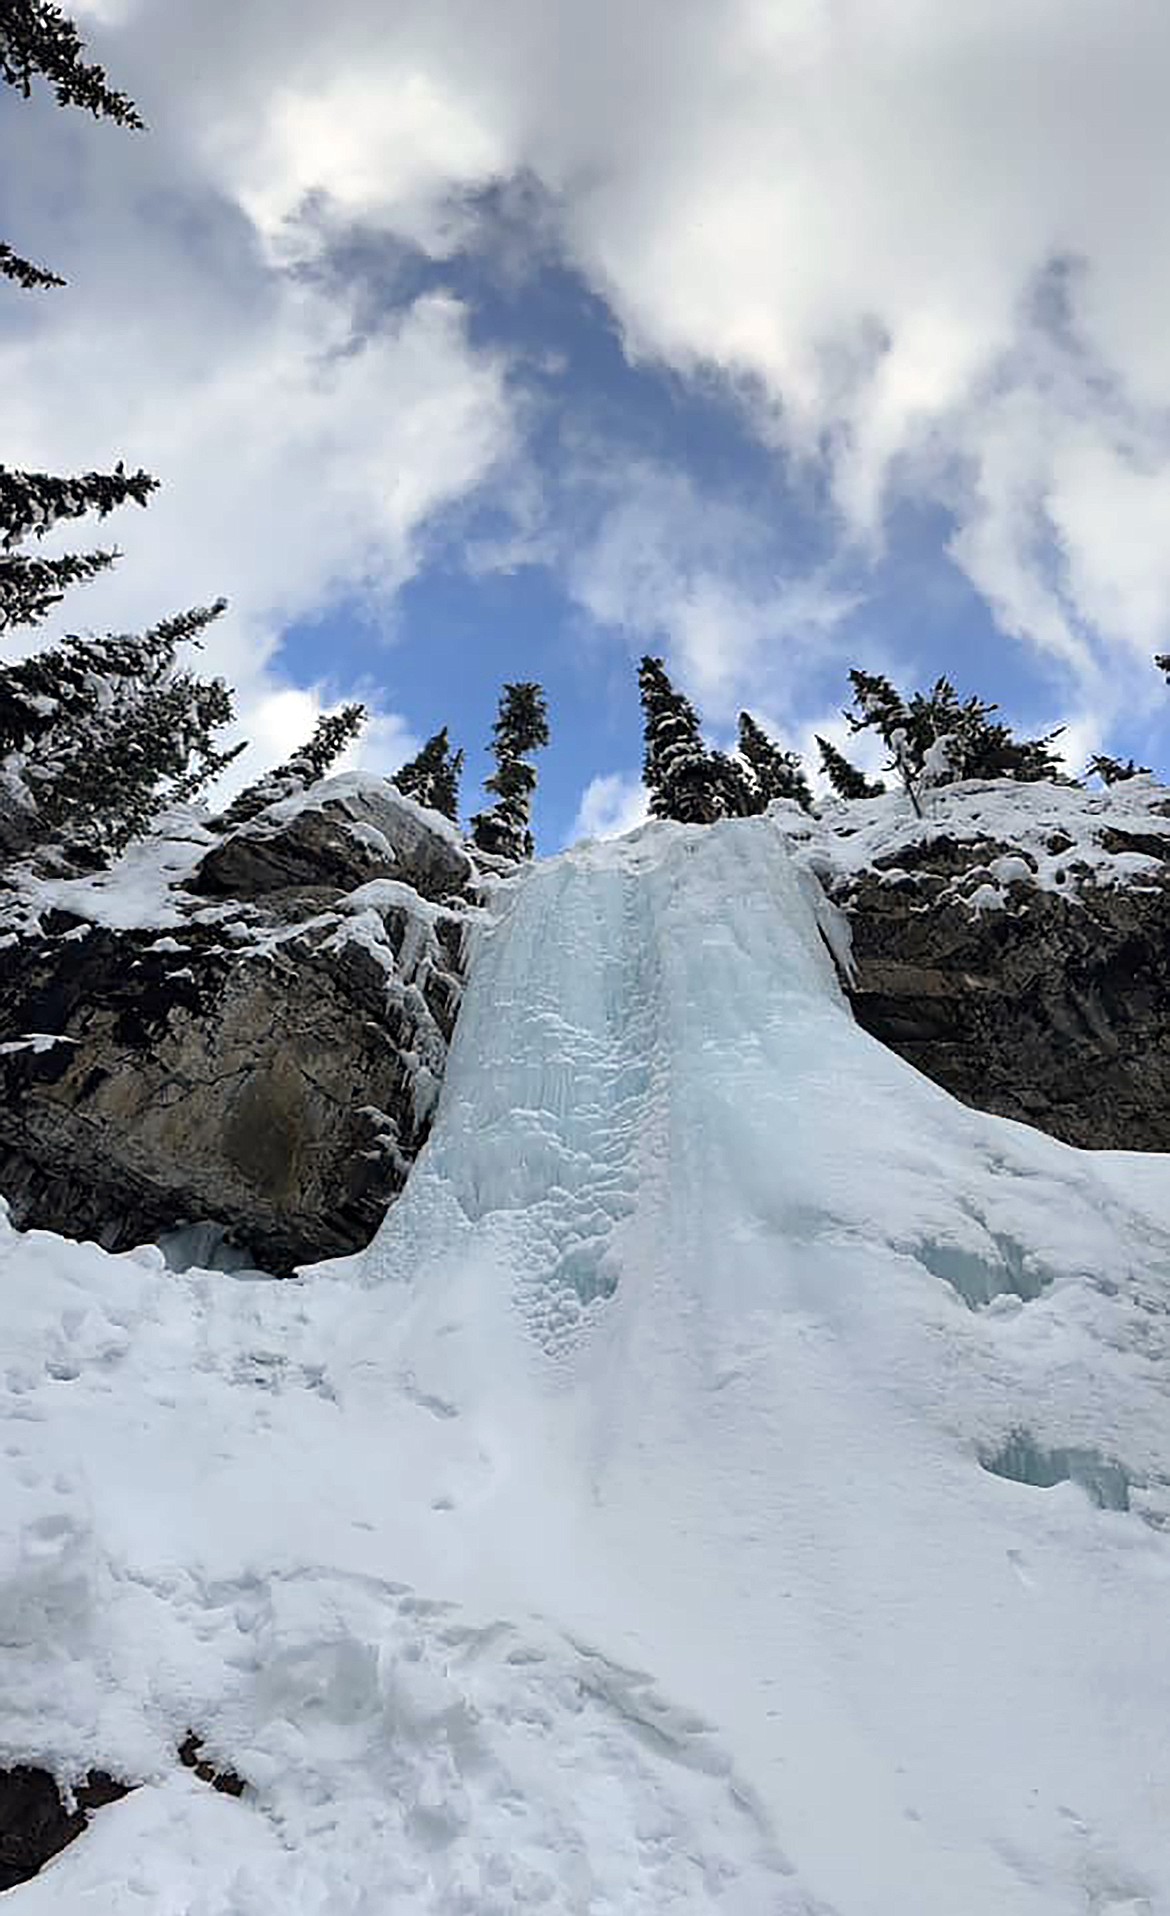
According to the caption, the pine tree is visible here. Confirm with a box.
[737,711,813,813]
[0,463,157,638]
[844,667,1063,795]
[816,735,885,800]
[394,727,464,822]
[38,669,243,868]
[638,655,724,824]
[710,748,756,818]
[2,6,159,644]
[215,703,366,831]
[1087,753,1149,786]
[0,597,242,867]
[1156,654,1169,684]
[0,601,216,757]
[470,682,549,861]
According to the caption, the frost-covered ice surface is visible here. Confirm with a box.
[2,816,1169,1914]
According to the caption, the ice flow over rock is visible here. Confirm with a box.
[1,814,1168,1915]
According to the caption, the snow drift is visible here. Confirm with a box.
[1,814,1168,1914]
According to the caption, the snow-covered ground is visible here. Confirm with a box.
[2,814,1168,1914]
[779,767,1169,916]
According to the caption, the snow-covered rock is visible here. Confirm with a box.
[782,775,1170,1150]
[192,773,473,907]
[0,779,476,1271]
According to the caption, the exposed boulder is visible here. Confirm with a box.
[192,775,473,905]
[795,778,1170,1152]
[0,778,477,1273]
[0,1766,130,1890]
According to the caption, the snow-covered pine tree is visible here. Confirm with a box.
[299,703,366,781]
[737,711,813,813]
[710,749,756,818]
[0,605,189,756]
[214,703,367,831]
[638,656,724,824]
[2,6,157,635]
[0,463,157,637]
[843,669,926,812]
[845,668,1063,795]
[394,727,464,823]
[815,735,885,800]
[0,597,242,868]
[470,682,549,861]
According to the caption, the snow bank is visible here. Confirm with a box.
[786,772,1169,912]
[0,809,218,939]
[1,815,1168,1914]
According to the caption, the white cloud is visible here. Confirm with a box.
[16,0,1170,738]
[560,458,856,720]
[214,688,417,805]
[102,0,1169,702]
[569,772,648,844]
[1,44,515,764]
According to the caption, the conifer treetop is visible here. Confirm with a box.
[737,710,813,814]
[394,726,464,823]
[638,654,725,824]
[816,734,885,801]
[845,667,1063,789]
[0,597,238,869]
[0,600,226,756]
[471,682,550,860]
[491,681,550,759]
[0,0,144,125]
[1087,752,1150,787]
[294,702,366,782]
[214,701,365,832]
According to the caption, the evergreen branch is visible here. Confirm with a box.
[0,239,64,289]
[0,0,144,126]
[0,462,157,548]
[0,545,118,632]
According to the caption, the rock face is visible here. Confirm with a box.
[0,1767,130,1890]
[804,781,1170,1153]
[0,778,477,1274]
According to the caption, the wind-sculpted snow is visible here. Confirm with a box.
[0,816,1168,1913]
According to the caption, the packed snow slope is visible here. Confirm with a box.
[2,815,1169,1914]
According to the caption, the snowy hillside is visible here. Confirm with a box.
[2,814,1168,1914]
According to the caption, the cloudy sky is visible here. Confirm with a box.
[4,0,1170,845]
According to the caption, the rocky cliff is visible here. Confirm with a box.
[0,776,479,1274]
[785,775,1170,1153]
[0,772,1165,1276]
